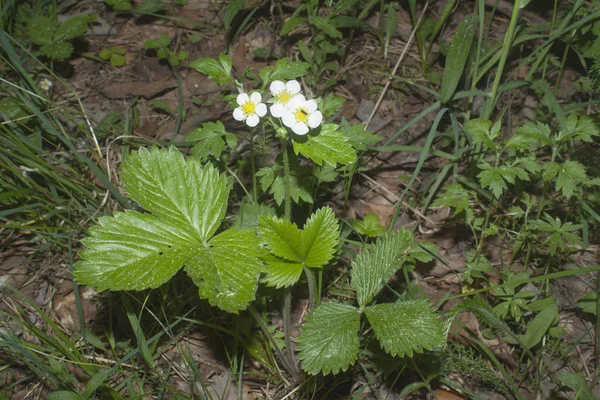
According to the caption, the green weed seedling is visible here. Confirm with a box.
[144,34,188,67]
[105,0,133,12]
[99,46,126,67]
[27,14,93,60]
[74,55,445,381]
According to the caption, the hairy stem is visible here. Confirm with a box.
[250,129,257,202]
[282,138,291,220]
[304,267,317,309]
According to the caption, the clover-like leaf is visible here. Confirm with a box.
[184,229,263,313]
[292,124,356,166]
[121,146,230,242]
[259,207,340,287]
[297,301,360,375]
[351,230,413,308]
[364,301,444,357]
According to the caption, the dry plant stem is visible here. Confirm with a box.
[364,1,429,131]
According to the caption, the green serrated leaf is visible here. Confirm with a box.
[186,121,237,162]
[555,160,587,199]
[110,53,126,67]
[189,56,231,85]
[514,121,552,147]
[41,42,73,60]
[262,253,304,288]
[259,207,339,268]
[365,301,444,357]
[409,241,437,263]
[121,147,230,242]
[55,16,89,42]
[352,214,386,237]
[28,16,54,45]
[464,119,496,150]
[440,13,477,103]
[185,228,263,313]
[297,301,360,375]
[260,58,309,85]
[477,163,507,198]
[235,202,276,229]
[292,124,356,166]
[351,230,413,307]
[75,211,197,290]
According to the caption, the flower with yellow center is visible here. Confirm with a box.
[233,92,267,127]
[269,80,302,118]
[281,95,323,136]
[39,78,53,91]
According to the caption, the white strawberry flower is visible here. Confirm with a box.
[269,80,302,117]
[39,78,53,91]
[233,92,267,127]
[281,95,323,135]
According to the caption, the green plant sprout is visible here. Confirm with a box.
[27,14,93,60]
[144,34,188,67]
[99,46,126,67]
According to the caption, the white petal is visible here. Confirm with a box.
[236,93,249,106]
[233,108,245,121]
[270,80,285,94]
[306,100,318,113]
[286,95,304,111]
[286,80,301,94]
[292,123,309,135]
[270,103,286,117]
[250,92,262,104]
[308,111,323,128]
[282,112,295,128]
[255,103,267,117]
[246,114,260,127]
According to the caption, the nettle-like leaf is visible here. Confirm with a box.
[364,301,444,357]
[297,301,360,375]
[514,121,552,147]
[256,158,313,205]
[186,121,237,162]
[340,120,382,151]
[258,207,340,288]
[351,230,413,308]
[352,214,386,237]
[477,163,528,198]
[75,147,263,313]
[292,124,356,166]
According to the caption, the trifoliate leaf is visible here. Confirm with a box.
[319,93,346,117]
[190,56,232,85]
[41,42,73,60]
[121,147,230,242]
[186,121,237,162]
[408,241,437,263]
[351,230,413,308]
[184,228,263,313]
[292,124,356,166]
[340,120,382,151]
[560,114,600,143]
[54,15,89,42]
[297,301,360,375]
[555,160,587,199]
[259,207,339,268]
[28,16,54,45]
[75,211,197,290]
[514,121,552,147]
[477,163,507,198]
[432,183,471,216]
[261,253,304,288]
[259,58,309,85]
[364,301,444,357]
[352,214,386,237]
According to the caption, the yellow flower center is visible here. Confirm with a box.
[242,102,256,115]
[294,107,309,123]
[279,91,291,103]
